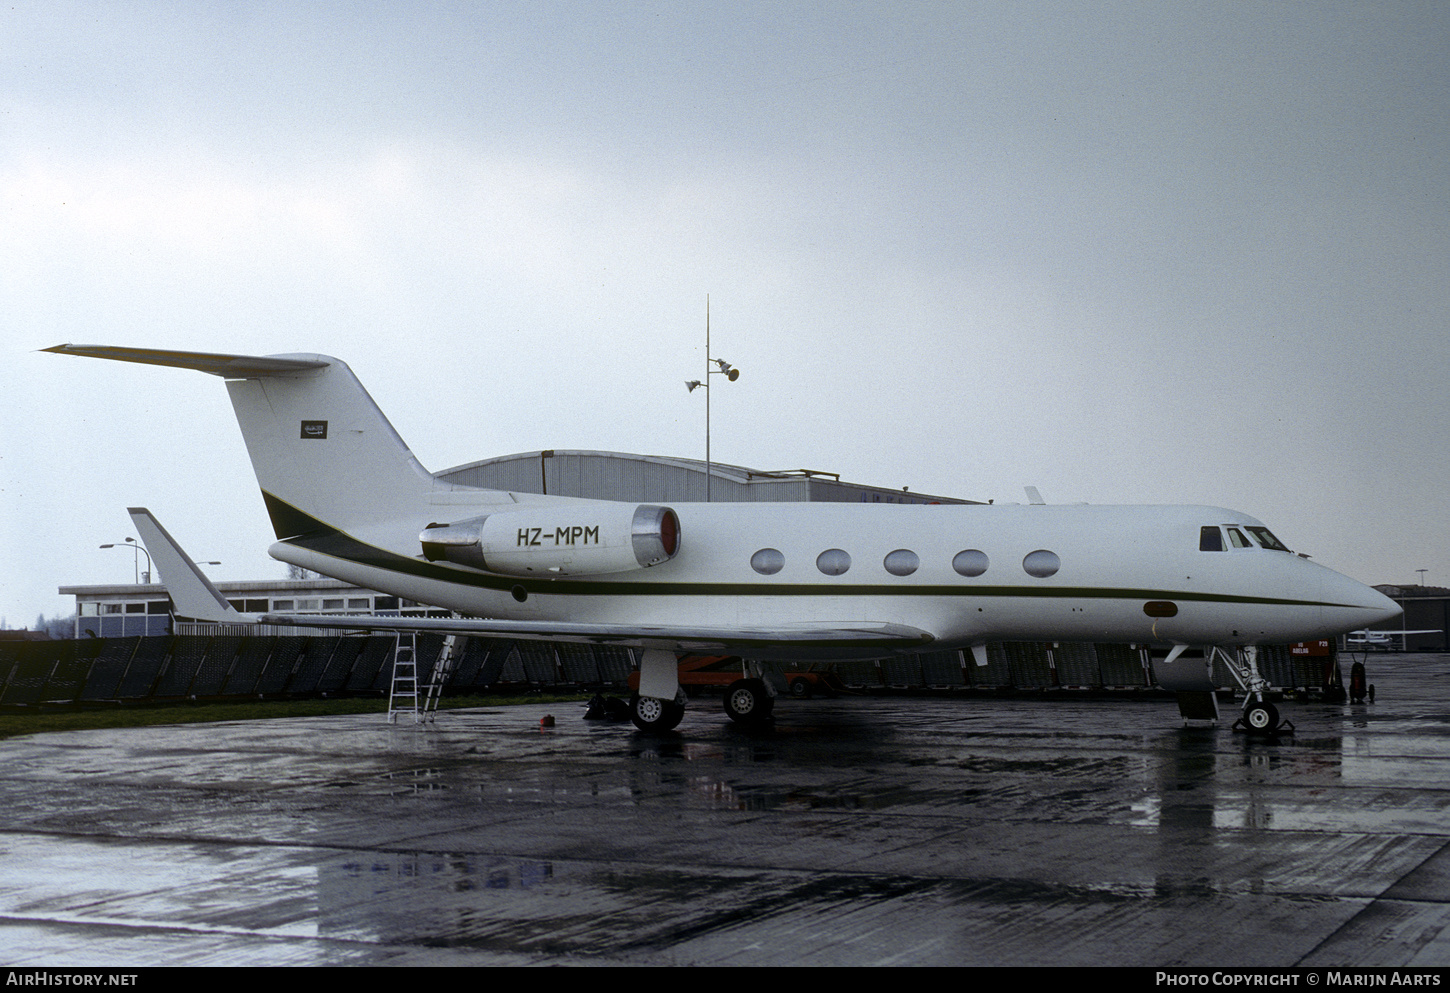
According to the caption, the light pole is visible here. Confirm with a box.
[100,537,153,584]
[684,295,740,502]
[1417,569,1428,587]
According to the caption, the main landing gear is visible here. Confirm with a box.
[628,654,781,732]
[723,678,775,725]
[631,690,686,732]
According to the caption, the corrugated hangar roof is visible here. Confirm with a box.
[437,450,977,505]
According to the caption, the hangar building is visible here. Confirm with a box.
[434,450,975,505]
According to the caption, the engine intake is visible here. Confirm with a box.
[420,504,680,577]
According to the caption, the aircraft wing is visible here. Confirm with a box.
[129,508,935,658]
[253,611,935,656]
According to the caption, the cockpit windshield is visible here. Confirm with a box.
[1200,524,1292,552]
[1245,526,1290,551]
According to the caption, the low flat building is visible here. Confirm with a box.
[59,578,451,639]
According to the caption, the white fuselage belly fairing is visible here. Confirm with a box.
[268,496,1386,656]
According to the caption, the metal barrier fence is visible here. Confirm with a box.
[0,637,1339,707]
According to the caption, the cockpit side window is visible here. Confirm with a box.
[1227,527,1252,549]
[1246,526,1290,551]
[1200,526,1224,551]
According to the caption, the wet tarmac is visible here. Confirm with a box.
[1,654,1448,967]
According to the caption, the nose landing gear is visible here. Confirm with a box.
[1233,694,1293,734]
[1214,646,1295,734]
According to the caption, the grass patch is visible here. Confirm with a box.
[0,693,593,740]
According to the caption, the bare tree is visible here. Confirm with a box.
[33,613,76,639]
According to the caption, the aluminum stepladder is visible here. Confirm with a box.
[421,635,459,722]
[386,632,419,723]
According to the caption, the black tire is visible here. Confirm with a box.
[724,678,775,724]
[1243,700,1279,731]
[631,694,684,732]
[789,678,812,699]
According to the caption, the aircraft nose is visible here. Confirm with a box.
[1364,587,1403,628]
[1332,574,1402,630]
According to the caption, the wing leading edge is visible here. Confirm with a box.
[44,344,328,377]
[255,612,935,658]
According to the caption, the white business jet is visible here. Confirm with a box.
[46,344,1401,732]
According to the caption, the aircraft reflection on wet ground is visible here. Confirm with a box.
[0,654,1447,966]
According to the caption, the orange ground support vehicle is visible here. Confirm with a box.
[626,655,848,699]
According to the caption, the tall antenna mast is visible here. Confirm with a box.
[683,294,739,502]
[705,294,711,502]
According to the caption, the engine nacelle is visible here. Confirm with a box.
[420,504,680,577]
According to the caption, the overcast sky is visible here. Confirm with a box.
[4,1,1447,627]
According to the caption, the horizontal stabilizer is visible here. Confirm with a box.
[52,346,438,539]
[128,508,255,624]
[44,344,327,378]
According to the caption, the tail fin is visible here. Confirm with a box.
[46,345,437,537]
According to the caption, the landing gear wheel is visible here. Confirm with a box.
[724,678,775,724]
[631,694,685,732]
[1243,700,1279,732]
[789,678,812,699]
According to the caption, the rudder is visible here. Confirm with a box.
[225,356,436,536]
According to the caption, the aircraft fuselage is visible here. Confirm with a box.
[269,496,1392,658]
